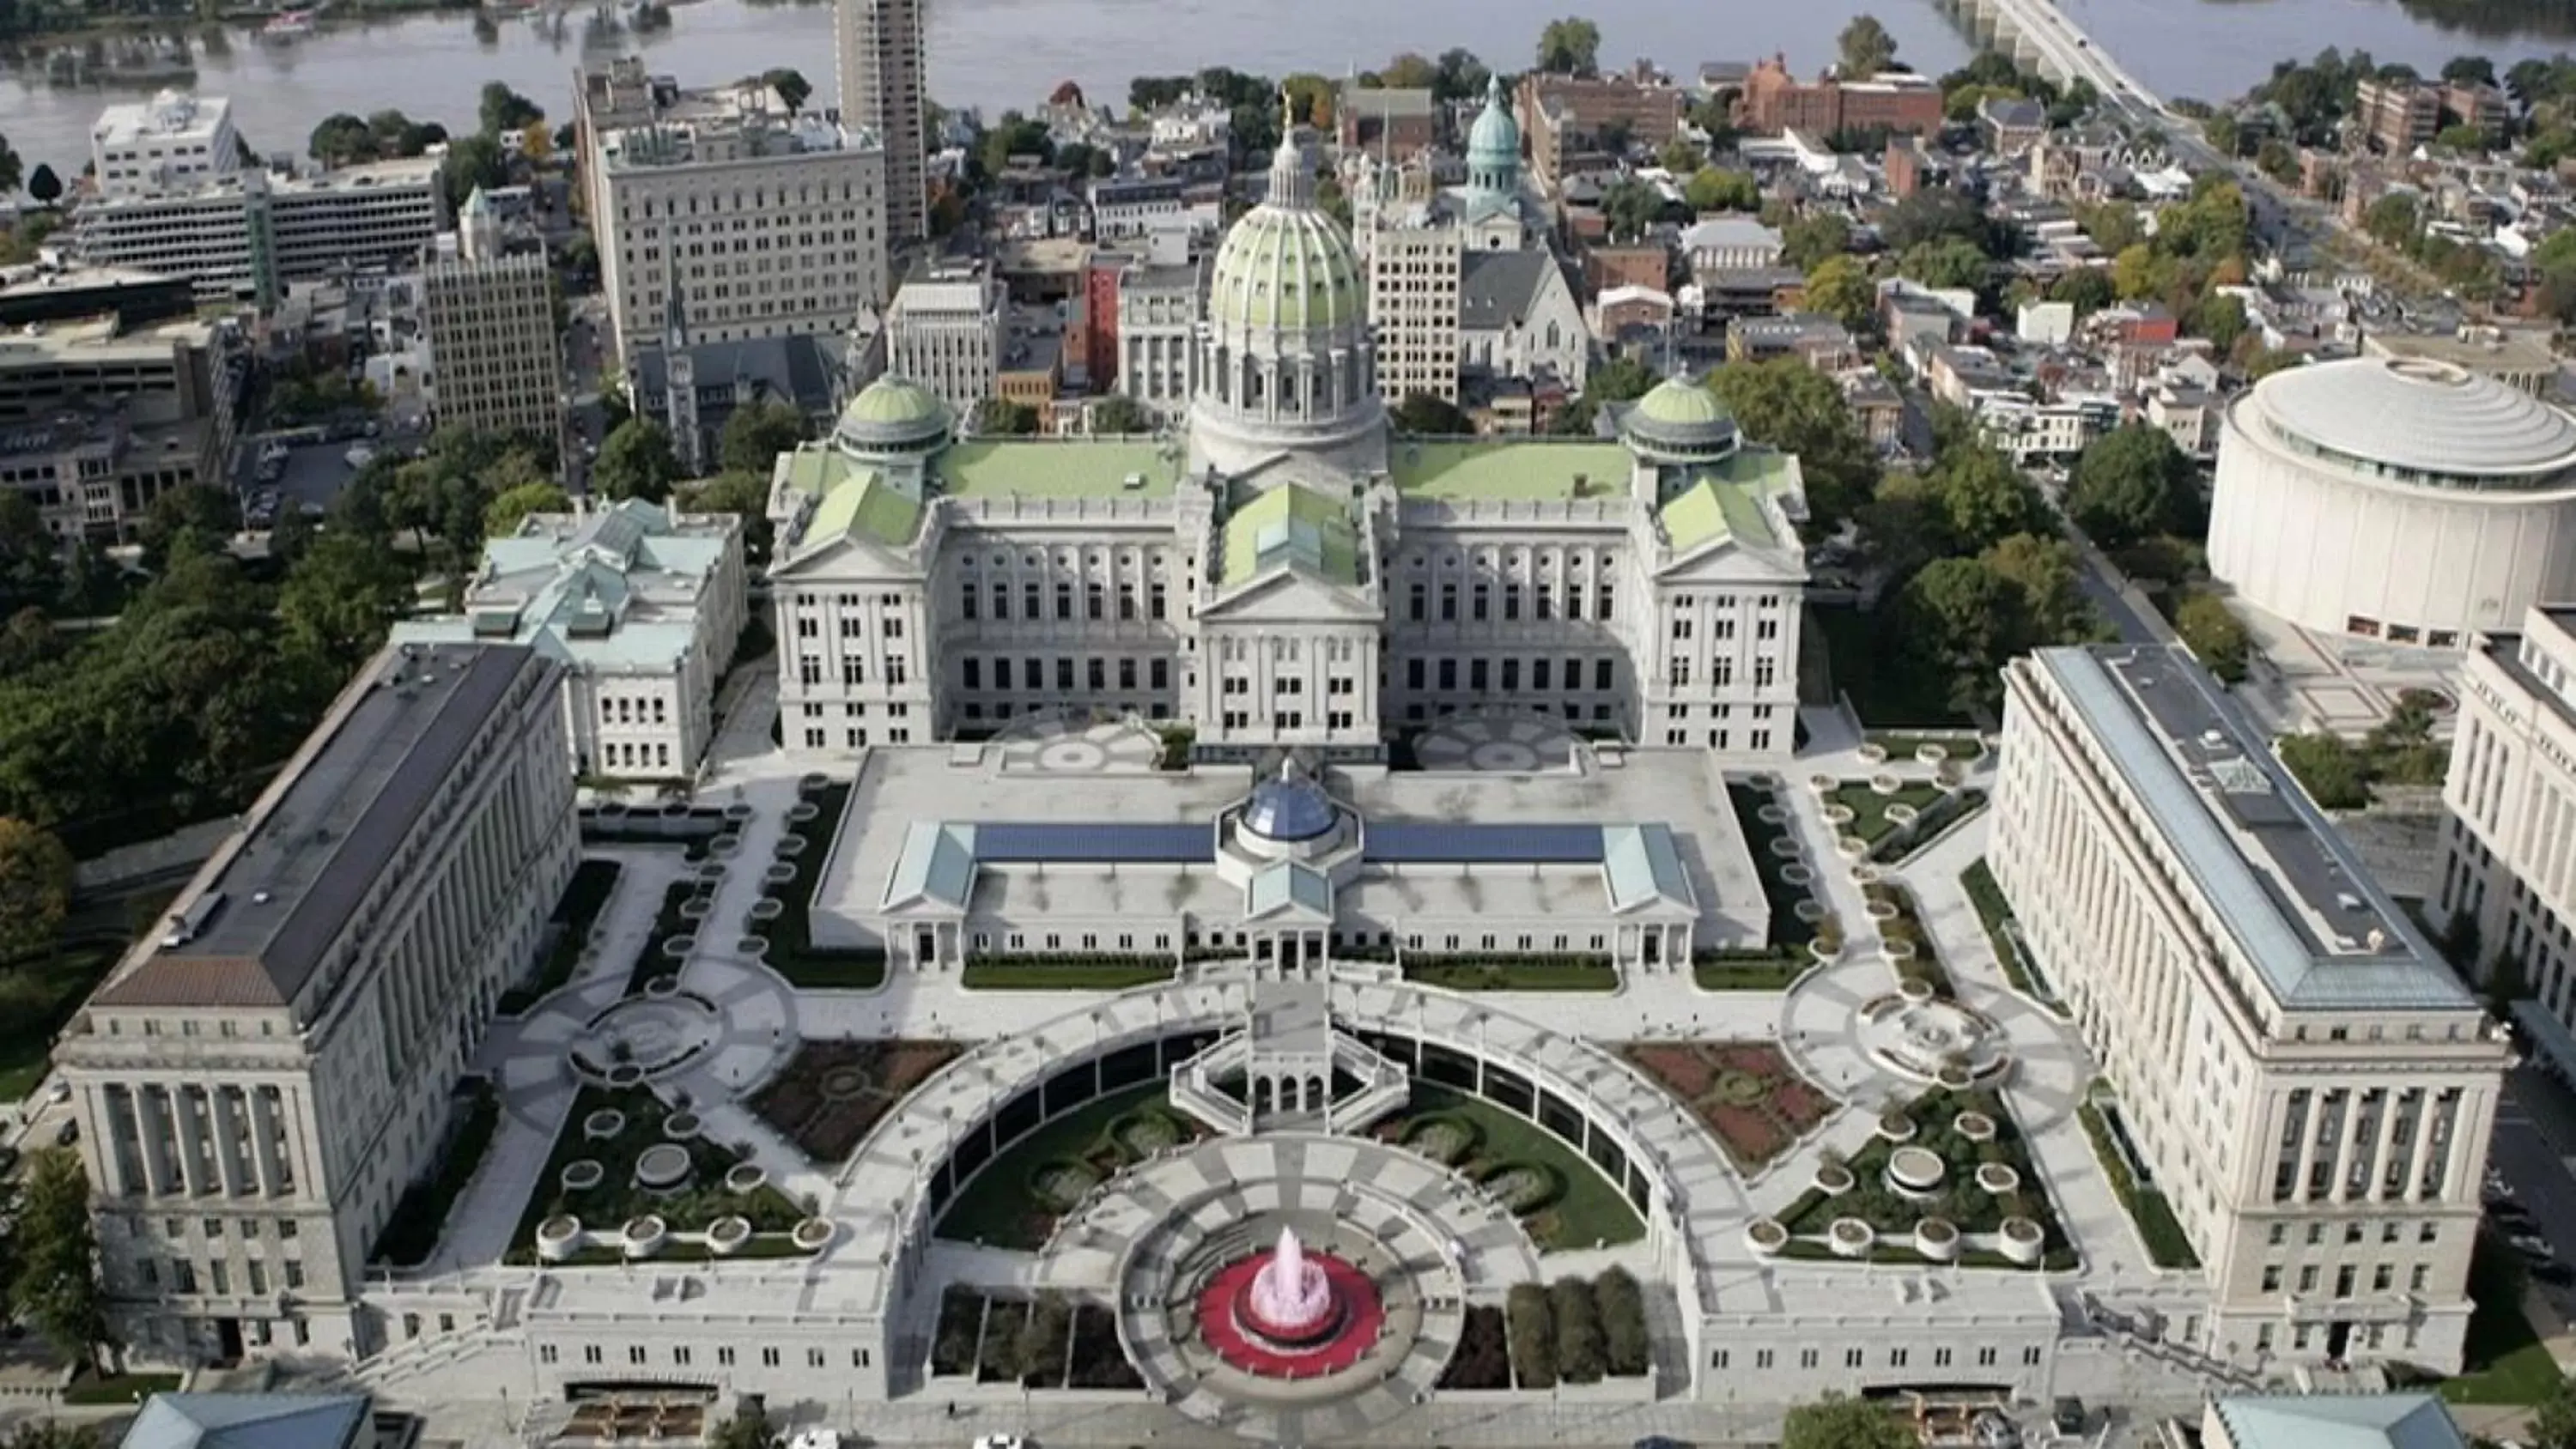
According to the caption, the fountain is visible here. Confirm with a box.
[1193,1224,1383,1378]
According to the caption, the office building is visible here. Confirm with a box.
[58,641,575,1363]
[884,264,1003,418]
[833,0,926,243]
[90,91,240,198]
[392,501,746,779]
[2354,76,2444,154]
[419,189,564,445]
[2207,356,2576,648]
[0,313,246,540]
[1991,645,2509,1374]
[1112,258,1203,421]
[578,61,890,366]
[72,160,445,306]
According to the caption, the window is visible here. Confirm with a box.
[718,1346,737,1366]
[629,1346,649,1366]
[762,1347,782,1367]
[2262,1265,2282,1291]
[963,658,981,689]
[1844,1348,1863,1368]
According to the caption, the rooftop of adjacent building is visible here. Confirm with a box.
[393,500,738,670]
[2205,1393,2467,1449]
[595,82,872,169]
[90,88,232,144]
[76,155,441,209]
[0,311,223,363]
[88,642,550,1014]
[118,1391,379,1449]
[2029,644,2475,1013]
[2241,355,2576,482]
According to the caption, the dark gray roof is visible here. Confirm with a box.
[631,334,839,415]
[1459,250,1557,330]
[98,644,550,1014]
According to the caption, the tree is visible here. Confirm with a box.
[309,112,375,165]
[592,418,682,503]
[1803,255,1876,333]
[138,484,240,568]
[0,491,60,615]
[972,399,1041,436]
[1684,167,1759,213]
[718,400,808,475]
[2187,292,2249,352]
[705,1402,774,1449]
[2279,732,2370,809]
[440,133,508,213]
[26,164,60,207]
[1838,15,1899,77]
[2530,1371,2576,1449]
[1708,359,1878,534]
[677,471,774,560]
[1780,211,1852,272]
[1658,137,1705,174]
[1434,48,1492,103]
[1089,395,1152,434]
[1,1421,97,1449]
[1599,178,1663,242]
[2442,55,2498,88]
[1929,443,2045,554]
[278,533,411,671]
[483,481,571,539]
[1880,186,1995,256]
[1982,532,2098,646]
[2049,267,2115,316]
[1899,236,1991,291]
[0,817,72,962]
[1895,557,2016,713]
[1783,1395,1917,1449]
[2364,192,2421,249]
[2435,122,2491,153]
[1378,53,1439,91]
[0,133,20,197]
[519,121,554,166]
[2067,424,2199,550]
[762,66,812,112]
[479,82,544,138]
[1392,393,1475,434]
[13,1148,114,1374]
[1535,15,1601,76]
[2174,591,2250,682]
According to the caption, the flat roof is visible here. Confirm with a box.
[94,644,546,1013]
[2040,645,2471,1012]
[939,438,1183,500]
[1388,439,1634,502]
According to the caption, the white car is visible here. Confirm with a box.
[972,1437,1028,1449]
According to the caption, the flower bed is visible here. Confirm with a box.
[1830,779,1946,846]
[507,1084,806,1265]
[1622,1040,1838,1172]
[1779,1087,2074,1270]
[749,1039,963,1162]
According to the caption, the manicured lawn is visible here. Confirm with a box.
[63,1372,181,1406]
[507,1083,806,1264]
[0,938,121,1101]
[2077,1097,2201,1270]
[1403,959,1619,991]
[1778,1087,2075,1270]
[1691,951,1807,991]
[2441,1236,2563,1405]
[1962,858,2062,1009]
[960,960,1175,991]
[1375,1083,1644,1250]
[935,1082,1197,1249]
[1868,731,1986,762]
[765,784,888,990]
[1828,780,1947,846]
[750,1039,961,1161]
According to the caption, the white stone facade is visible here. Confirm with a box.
[90,90,241,197]
[884,269,1002,418]
[1991,645,2509,1375]
[1112,260,1202,420]
[72,161,444,302]
[57,642,576,1364]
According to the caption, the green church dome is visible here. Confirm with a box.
[835,375,951,452]
[1467,75,1521,180]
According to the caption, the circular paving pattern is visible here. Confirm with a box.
[994,717,1166,775]
[578,993,722,1081]
[1411,714,1585,774]
[1855,993,2011,1085]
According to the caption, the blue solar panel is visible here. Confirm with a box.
[975,822,1212,863]
[1364,823,1607,864]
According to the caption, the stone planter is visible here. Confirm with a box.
[1864,898,1899,922]
[792,1218,835,1252]
[623,1214,668,1259]
[798,772,829,795]
[725,1161,767,1195]
[707,1215,753,1257]
[1955,1112,1997,1144]
[1747,1218,1789,1257]
[635,1143,692,1192]
[1808,774,1834,796]
[1814,1161,1856,1196]
[662,934,696,961]
[1857,743,1889,765]
[606,1064,646,1090]
[738,936,769,957]
[1887,1145,1946,1198]
[537,1215,582,1263]
[1828,1217,1875,1259]
[1977,1162,2022,1197]
[764,862,798,885]
[696,863,727,884]
[723,802,756,822]
[1886,803,1920,828]
[1768,834,1803,859]
[2000,1216,2045,1266]
[1869,773,1903,797]
[645,973,680,997]
[1780,864,1814,887]
[1795,899,1829,924]
[1756,803,1789,826]
[1850,864,1882,886]
[1837,836,1868,860]
[1886,939,1922,968]
[664,1113,701,1141]
[561,1160,605,1193]
[787,800,821,822]
[1915,1218,1960,1263]
[775,834,810,858]
[1877,1112,1916,1143]
[1916,743,1949,766]
[681,896,714,921]
[583,1110,625,1141]
[1809,935,1844,964]
[1935,1063,1976,1091]
[750,897,785,922]
[1822,803,1856,827]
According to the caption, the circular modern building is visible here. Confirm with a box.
[2207,357,2576,646]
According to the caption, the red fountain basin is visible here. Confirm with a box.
[1195,1248,1385,1379]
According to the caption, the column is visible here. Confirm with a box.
[88,1088,130,1197]
[2366,1092,2405,1203]
[2407,1091,2441,1201]
[250,1088,283,1198]
[2292,1089,2329,1203]
[2332,1088,2369,1203]
[140,1087,178,1197]
[212,1088,247,1197]
[2445,1088,2495,1202]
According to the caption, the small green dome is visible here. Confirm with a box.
[1207,205,1365,333]
[835,375,951,452]
[1467,75,1520,180]
[1623,377,1741,458]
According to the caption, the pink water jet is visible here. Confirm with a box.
[1247,1227,1334,1337]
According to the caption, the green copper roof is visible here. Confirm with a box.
[1659,473,1777,554]
[1632,377,1734,430]
[806,470,924,549]
[835,376,952,451]
[1389,440,1633,502]
[1208,206,1365,331]
[1221,484,1359,586]
[1466,74,1521,187]
[939,439,1183,500]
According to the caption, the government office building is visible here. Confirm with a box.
[55,642,576,1363]
[1991,645,2510,1373]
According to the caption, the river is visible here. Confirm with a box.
[3,0,2576,180]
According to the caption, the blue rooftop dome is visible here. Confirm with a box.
[1242,767,1337,843]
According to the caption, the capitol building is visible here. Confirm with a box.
[765,119,1812,763]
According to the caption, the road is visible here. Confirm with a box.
[2489,1070,2576,1272]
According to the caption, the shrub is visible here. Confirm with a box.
[1550,1276,1606,1384]
[1595,1265,1650,1376]
[1017,1290,1072,1387]
[1506,1282,1557,1388]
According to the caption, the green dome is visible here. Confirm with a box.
[835,376,951,452]
[1466,75,1521,188]
[1207,204,1365,333]
[1623,377,1741,457]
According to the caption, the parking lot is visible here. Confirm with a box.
[229,417,428,527]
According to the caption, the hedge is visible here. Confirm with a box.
[2078,1097,2201,1269]
[1506,1282,1556,1389]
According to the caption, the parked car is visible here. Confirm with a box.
[53,1119,76,1147]
[0,1145,20,1177]
[2510,1233,2555,1260]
